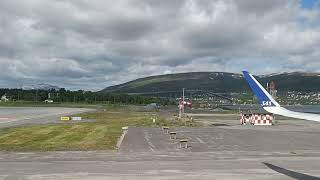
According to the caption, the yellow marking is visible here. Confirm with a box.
[60,117,70,121]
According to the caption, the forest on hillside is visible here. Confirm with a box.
[0,88,172,105]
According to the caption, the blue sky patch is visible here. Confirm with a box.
[300,0,320,9]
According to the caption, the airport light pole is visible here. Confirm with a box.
[182,88,185,116]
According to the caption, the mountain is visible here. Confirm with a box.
[101,72,320,94]
[22,83,60,91]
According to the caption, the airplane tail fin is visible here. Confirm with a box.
[242,71,280,107]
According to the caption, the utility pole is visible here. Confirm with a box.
[182,88,185,116]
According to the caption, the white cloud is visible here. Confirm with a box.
[0,0,319,90]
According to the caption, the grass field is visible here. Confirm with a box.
[0,106,191,151]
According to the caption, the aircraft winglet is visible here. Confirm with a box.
[242,71,280,107]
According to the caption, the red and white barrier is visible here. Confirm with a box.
[240,113,244,124]
[240,113,273,126]
[252,114,261,124]
[240,113,251,125]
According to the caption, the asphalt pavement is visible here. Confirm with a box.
[0,107,94,128]
[0,151,320,179]
[1,107,320,179]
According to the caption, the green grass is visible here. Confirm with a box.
[0,106,192,151]
[0,123,118,151]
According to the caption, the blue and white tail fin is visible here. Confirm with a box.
[243,71,320,122]
[242,71,280,107]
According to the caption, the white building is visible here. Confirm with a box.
[1,95,9,102]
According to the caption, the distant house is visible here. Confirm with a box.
[1,95,9,102]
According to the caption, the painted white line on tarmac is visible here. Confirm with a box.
[144,131,155,152]
[196,137,206,144]
[117,128,128,150]
[0,116,35,123]
[0,118,20,123]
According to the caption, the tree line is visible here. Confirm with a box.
[0,88,172,105]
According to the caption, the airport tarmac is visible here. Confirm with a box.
[0,119,320,179]
[0,150,320,180]
[120,126,320,153]
[1,108,320,179]
[0,107,94,128]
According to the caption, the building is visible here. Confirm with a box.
[1,95,9,102]
[267,81,277,99]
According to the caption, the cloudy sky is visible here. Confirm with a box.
[0,0,319,90]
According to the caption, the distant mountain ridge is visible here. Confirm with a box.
[102,72,320,94]
[22,83,60,90]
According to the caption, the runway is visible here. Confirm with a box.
[0,107,94,128]
[0,151,320,179]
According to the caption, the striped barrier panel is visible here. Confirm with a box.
[240,113,252,125]
[240,113,244,124]
[253,114,273,125]
[240,113,273,125]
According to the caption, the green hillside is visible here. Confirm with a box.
[101,72,320,94]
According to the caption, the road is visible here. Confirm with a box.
[0,107,94,128]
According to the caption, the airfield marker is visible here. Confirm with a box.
[71,117,82,121]
[170,132,177,140]
[60,117,70,121]
[179,139,188,148]
[162,126,169,134]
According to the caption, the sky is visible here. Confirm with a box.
[0,0,319,90]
